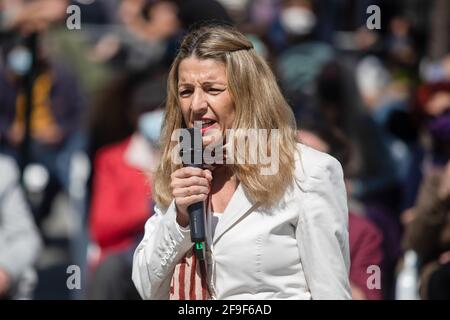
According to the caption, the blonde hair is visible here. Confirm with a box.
[154,24,298,208]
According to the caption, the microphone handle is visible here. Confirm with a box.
[187,201,206,243]
[187,193,206,260]
[186,163,206,260]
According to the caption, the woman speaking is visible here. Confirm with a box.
[132,24,351,300]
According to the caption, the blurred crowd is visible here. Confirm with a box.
[0,0,449,300]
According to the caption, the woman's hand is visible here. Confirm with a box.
[170,167,212,227]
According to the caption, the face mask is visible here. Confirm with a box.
[427,109,450,143]
[7,46,32,76]
[138,109,165,146]
[280,7,316,36]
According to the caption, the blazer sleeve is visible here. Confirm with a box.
[132,200,193,299]
[296,154,352,300]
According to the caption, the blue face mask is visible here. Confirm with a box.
[138,109,165,146]
[7,46,32,76]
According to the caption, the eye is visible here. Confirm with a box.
[179,89,193,97]
[207,88,223,95]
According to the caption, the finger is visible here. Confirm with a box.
[173,186,210,197]
[172,167,205,179]
[203,169,213,183]
[171,176,210,189]
[202,135,214,147]
[176,194,208,207]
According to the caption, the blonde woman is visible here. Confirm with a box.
[132,24,351,300]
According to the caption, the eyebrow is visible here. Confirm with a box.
[178,81,227,88]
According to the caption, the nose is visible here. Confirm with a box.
[190,89,208,118]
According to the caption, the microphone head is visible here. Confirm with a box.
[186,127,201,149]
[180,127,203,167]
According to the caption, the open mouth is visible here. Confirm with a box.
[201,119,216,129]
[192,119,218,134]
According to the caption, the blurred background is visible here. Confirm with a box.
[0,0,449,300]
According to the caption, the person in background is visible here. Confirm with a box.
[404,80,450,300]
[0,1,85,227]
[87,71,165,299]
[402,82,450,217]
[402,160,450,300]
[0,151,42,300]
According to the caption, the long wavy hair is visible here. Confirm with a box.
[154,24,298,208]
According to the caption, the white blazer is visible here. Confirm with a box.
[132,143,351,300]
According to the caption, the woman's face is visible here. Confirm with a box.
[178,57,235,138]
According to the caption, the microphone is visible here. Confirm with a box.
[180,127,206,260]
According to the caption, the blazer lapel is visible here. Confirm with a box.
[213,183,257,245]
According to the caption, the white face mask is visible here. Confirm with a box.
[7,46,32,76]
[138,109,165,146]
[280,7,316,36]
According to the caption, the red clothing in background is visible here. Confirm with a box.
[349,212,384,300]
[89,137,152,261]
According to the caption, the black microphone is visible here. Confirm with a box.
[180,127,206,260]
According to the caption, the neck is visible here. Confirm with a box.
[212,163,233,175]
[211,165,237,192]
